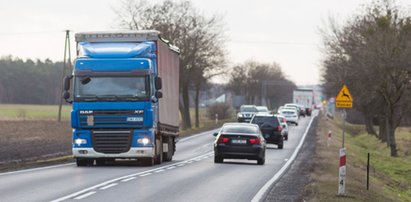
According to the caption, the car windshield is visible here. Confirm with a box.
[221,125,258,134]
[241,106,257,112]
[251,116,279,127]
[256,106,268,112]
[281,111,295,115]
[74,76,150,101]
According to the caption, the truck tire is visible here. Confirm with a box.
[278,141,284,149]
[154,136,163,165]
[95,159,105,166]
[163,136,174,162]
[141,158,154,166]
[76,158,93,166]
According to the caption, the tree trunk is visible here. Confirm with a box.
[194,84,200,128]
[364,115,377,136]
[386,105,398,157]
[180,85,192,129]
[378,115,387,142]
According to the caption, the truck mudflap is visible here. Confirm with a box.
[72,147,154,158]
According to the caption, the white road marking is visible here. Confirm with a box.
[284,159,289,162]
[74,191,96,200]
[154,169,165,173]
[50,151,213,202]
[99,183,118,190]
[121,177,136,182]
[177,164,185,167]
[252,111,319,202]
[166,166,176,170]
[139,173,152,177]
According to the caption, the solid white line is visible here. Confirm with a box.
[74,191,96,200]
[0,163,75,177]
[251,111,318,202]
[121,177,136,182]
[99,183,118,190]
[50,151,213,202]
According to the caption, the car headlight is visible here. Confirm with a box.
[237,113,243,118]
[74,138,87,146]
[137,137,150,145]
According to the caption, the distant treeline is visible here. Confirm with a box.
[0,56,63,104]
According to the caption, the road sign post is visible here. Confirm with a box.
[335,84,353,195]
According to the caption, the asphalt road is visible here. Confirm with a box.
[0,111,317,202]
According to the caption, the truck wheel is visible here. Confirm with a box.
[163,136,174,162]
[154,136,163,165]
[95,159,105,166]
[76,158,93,166]
[141,158,154,166]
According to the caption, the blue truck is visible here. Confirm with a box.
[63,30,180,166]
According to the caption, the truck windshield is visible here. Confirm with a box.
[74,76,150,101]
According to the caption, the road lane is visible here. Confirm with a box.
[0,112,317,202]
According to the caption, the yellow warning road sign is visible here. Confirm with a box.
[336,85,353,102]
[336,85,353,108]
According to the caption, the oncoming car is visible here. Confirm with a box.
[237,105,258,122]
[213,123,266,165]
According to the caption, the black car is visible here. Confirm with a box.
[250,114,284,149]
[213,123,266,165]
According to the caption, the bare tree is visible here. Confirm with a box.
[114,0,227,129]
[227,60,296,109]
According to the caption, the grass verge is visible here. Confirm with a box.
[303,112,410,201]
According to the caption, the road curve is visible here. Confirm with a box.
[0,111,317,202]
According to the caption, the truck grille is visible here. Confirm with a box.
[79,110,144,128]
[92,130,132,154]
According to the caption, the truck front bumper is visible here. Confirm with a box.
[73,147,154,158]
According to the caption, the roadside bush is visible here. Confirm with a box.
[207,102,233,120]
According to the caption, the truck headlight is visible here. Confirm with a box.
[137,137,150,145]
[74,138,87,146]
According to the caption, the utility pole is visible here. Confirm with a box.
[58,30,72,122]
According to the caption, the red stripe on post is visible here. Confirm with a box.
[340,155,346,166]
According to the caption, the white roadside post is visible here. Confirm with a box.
[338,147,347,194]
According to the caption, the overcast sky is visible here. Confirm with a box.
[1,0,409,85]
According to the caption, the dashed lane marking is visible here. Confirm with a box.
[74,192,96,200]
[99,183,118,190]
[121,177,136,182]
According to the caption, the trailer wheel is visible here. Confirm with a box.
[154,136,163,165]
[163,136,174,162]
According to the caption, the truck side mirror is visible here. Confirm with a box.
[155,77,162,90]
[63,75,72,91]
[155,91,163,99]
[63,91,72,104]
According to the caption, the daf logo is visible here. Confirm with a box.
[79,110,93,115]
[134,110,144,114]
